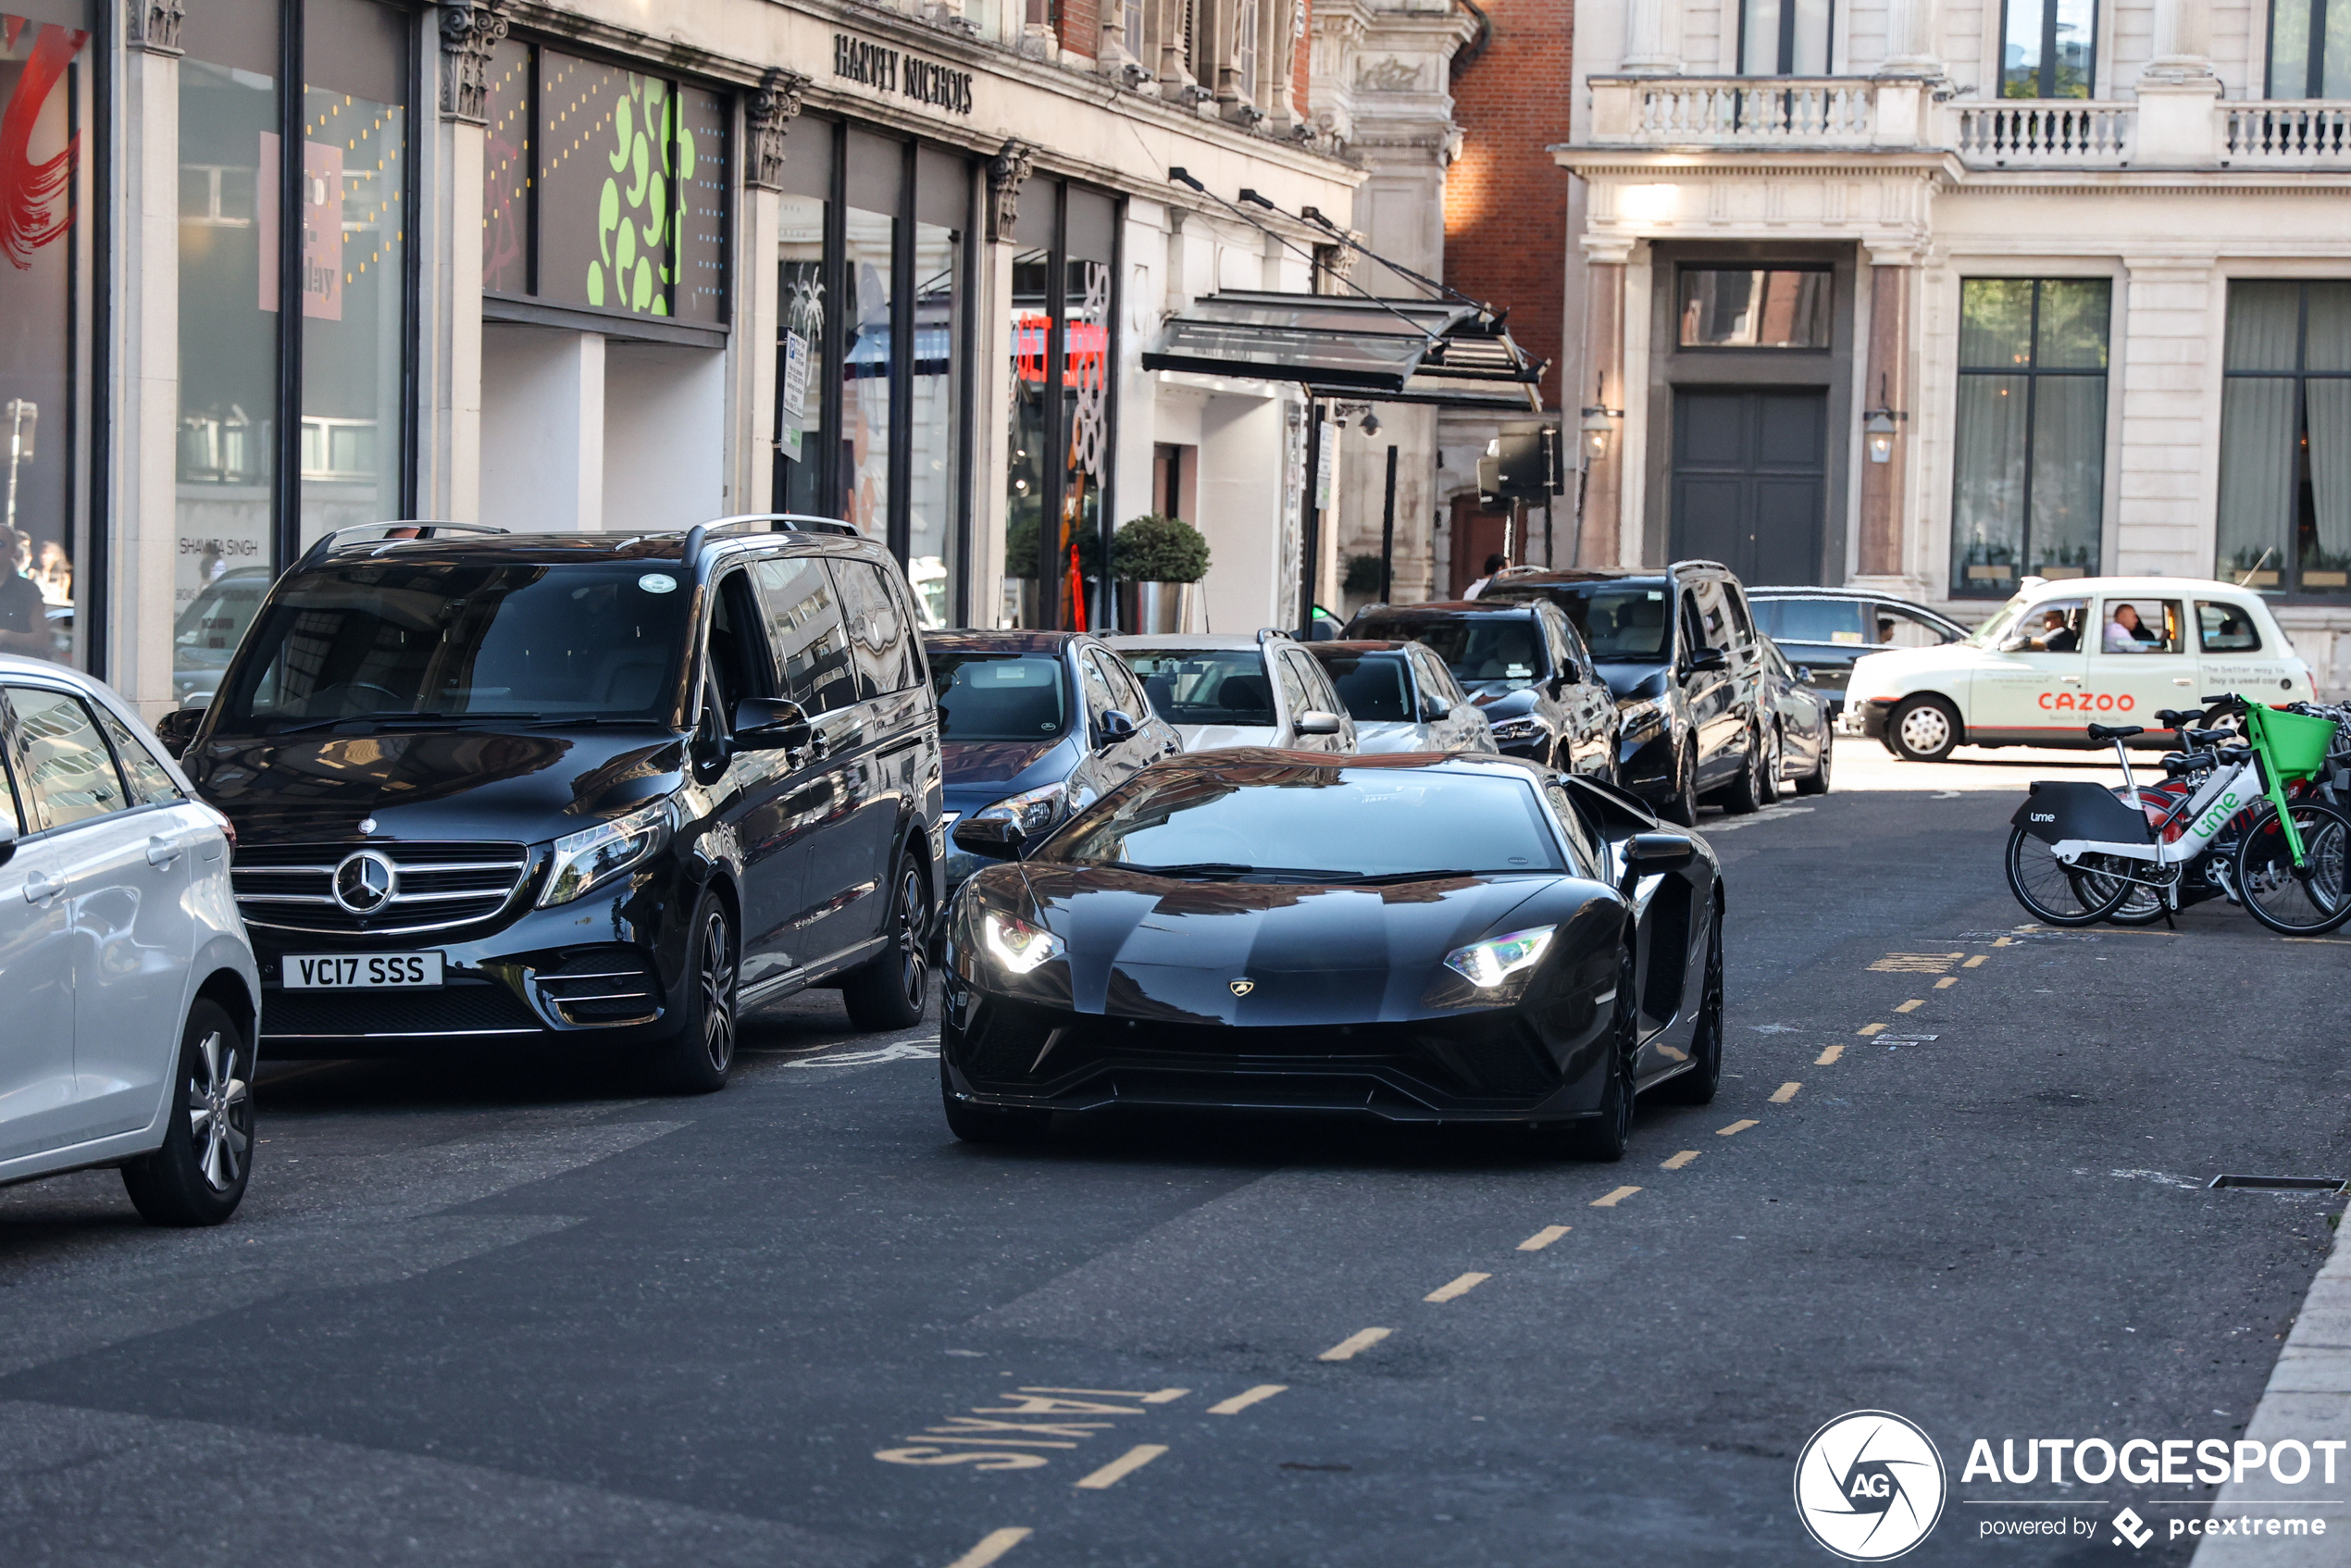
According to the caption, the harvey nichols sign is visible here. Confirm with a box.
[833,33,975,115]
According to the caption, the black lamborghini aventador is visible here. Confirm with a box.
[939,750,1726,1159]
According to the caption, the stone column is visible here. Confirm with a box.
[1857,252,1913,579]
[2136,0,2220,165]
[1576,252,1626,568]
[976,142,1036,625]
[737,71,805,516]
[432,0,506,525]
[1620,0,1676,75]
[1880,0,1942,72]
[114,0,182,715]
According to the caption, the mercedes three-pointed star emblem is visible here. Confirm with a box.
[331,849,399,915]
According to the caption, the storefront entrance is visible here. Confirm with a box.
[1669,387,1827,586]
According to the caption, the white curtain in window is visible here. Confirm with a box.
[2307,381,2351,563]
[2216,380,2297,575]
[2028,376,2106,571]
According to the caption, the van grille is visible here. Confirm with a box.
[233,841,533,934]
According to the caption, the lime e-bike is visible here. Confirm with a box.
[2006,694,2351,935]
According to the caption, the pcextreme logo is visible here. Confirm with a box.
[1794,1410,1949,1561]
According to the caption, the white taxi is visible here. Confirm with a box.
[1848,577,2318,762]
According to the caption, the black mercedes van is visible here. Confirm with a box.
[158,517,944,1092]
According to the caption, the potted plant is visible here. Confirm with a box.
[1112,514,1210,634]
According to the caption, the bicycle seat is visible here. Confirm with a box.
[2154,708,2201,728]
[2183,728,2232,746]
[2086,723,2145,741]
[2163,752,2215,778]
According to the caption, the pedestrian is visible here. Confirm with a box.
[0,528,52,655]
[1464,552,1507,599]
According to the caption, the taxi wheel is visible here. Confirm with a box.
[1887,695,1962,763]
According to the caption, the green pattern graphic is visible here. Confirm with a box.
[587,77,696,316]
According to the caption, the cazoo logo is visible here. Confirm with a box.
[1794,1411,1948,1561]
[2037,691,2136,712]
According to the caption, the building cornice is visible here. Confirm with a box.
[1550,143,2351,195]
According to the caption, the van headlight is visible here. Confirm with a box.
[1619,698,1669,740]
[539,797,676,907]
[1488,716,1544,743]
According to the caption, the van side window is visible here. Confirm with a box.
[1723,582,1755,643]
[2197,601,2263,653]
[705,573,774,724]
[829,559,920,699]
[751,556,858,714]
[4,686,130,830]
[1693,580,1733,649]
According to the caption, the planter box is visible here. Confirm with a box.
[1117,580,1198,635]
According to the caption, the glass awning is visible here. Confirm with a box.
[1142,290,1545,410]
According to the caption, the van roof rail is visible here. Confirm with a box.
[294,520,510,573]
[680,513,859,569]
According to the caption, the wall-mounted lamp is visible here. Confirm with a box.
[1579,377,1622,464]
[1863,373,1906,466]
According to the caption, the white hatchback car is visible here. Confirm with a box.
[1848,577,2319,762]
[0,655,258,1224]
[1106,631,1360,753]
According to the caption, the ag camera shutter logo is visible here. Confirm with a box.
[1794,1410,1948,1561]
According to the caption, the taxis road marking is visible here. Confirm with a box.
[1425,1272,1491,1302]
[1318,1328,1391,1362]
[1935,977,1959,989]
[1661,1151,1700,1171]
[1814,1044,1844,1065]
[1717,1119,1759,1136]
[1020,1387,1188,1403]
[946,1527,1033,1568]
[1206,1385,1287,1415]
[1518,1225,1572,1251]
[1074,1445,1168,1489]
[1590,1186,1641,1207]
[1857,1022,1887,1036]
[1770,1082,1802,1103]
[1895,1000,1924,1014]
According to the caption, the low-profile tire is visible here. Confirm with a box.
[1886,695,1962,763]
[1795,729,1834,796]
[121,998,254,1227]
[841,853,933,1031]
[939,1053,1052,1143]
[1657,737,1699,827]
[1716,723,1770,815]
[1554,945,1638,1162]
[647,891,739,1094]
[1658,897,1724,1105]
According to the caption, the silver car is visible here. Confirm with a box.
[1304,640,1497,755]
[1105,630,1358,753]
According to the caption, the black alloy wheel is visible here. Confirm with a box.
[844,856,934,1030]
[939,1052,1053,1144]
[1659,896,1724,1105]
[1718,723,1771,815]
[1795,726,1834,796]
[649,893,739,1093]
[1555,943,1640,1162]
[1658,737,1699,827]
[122,999,255,1226]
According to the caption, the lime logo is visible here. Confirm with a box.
[2195,790,2243,838]
[1794,1410,1947,1561]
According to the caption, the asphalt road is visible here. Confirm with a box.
[3,739,2346,1567]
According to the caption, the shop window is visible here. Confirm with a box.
[2000,0,2096,99]
[2267,0,2351,99]
[1950,278,2110,595]
[773,117,831,518]
[481,39,730,325]
[1738,0,1832,75]
[1678,269,1831,349]
[2216,280,2351,596]
[907,144,968,628]
[0,0,91,667]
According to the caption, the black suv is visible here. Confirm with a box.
[1478,563,1772,823]
[1342,599,1620,782]
[159,517,944,1092]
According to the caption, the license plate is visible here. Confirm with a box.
[283,952,444,989]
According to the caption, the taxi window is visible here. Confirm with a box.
[2097,598,2183,656]
[2197,601,2262,653]
[1999,598,2085,653]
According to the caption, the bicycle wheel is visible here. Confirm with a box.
[2098,786,2172,926]
[2233,799,2351,935]
[2006,826,2133,927]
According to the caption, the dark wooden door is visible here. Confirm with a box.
[1670,389,1827,585]
[1448,494,1513,598]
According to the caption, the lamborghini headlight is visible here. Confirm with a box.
[981,911,1065,975]
[539,797,676,907]
[1444,927,1557,989]
[973,778,1071,837]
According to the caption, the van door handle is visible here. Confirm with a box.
[2060,676,2084,684]
[21,871,62,904]
[146,835,183,868]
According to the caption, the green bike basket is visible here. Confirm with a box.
[2245,703,2337,782]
